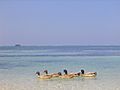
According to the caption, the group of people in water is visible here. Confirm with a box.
[36,69,97,79]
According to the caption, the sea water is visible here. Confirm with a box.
[0,46,120,90]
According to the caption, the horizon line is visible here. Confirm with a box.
[1,44,120,47]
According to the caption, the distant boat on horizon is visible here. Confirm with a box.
[15,44,21,47]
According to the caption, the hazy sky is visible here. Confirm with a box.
[0,0,120,45]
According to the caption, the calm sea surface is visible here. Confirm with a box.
[0,46,120,90]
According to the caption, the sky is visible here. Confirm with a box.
[0,0,120,46]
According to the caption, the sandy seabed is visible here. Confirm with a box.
[0,78,120,90]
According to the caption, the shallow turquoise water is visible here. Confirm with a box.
[0,46,120,90]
